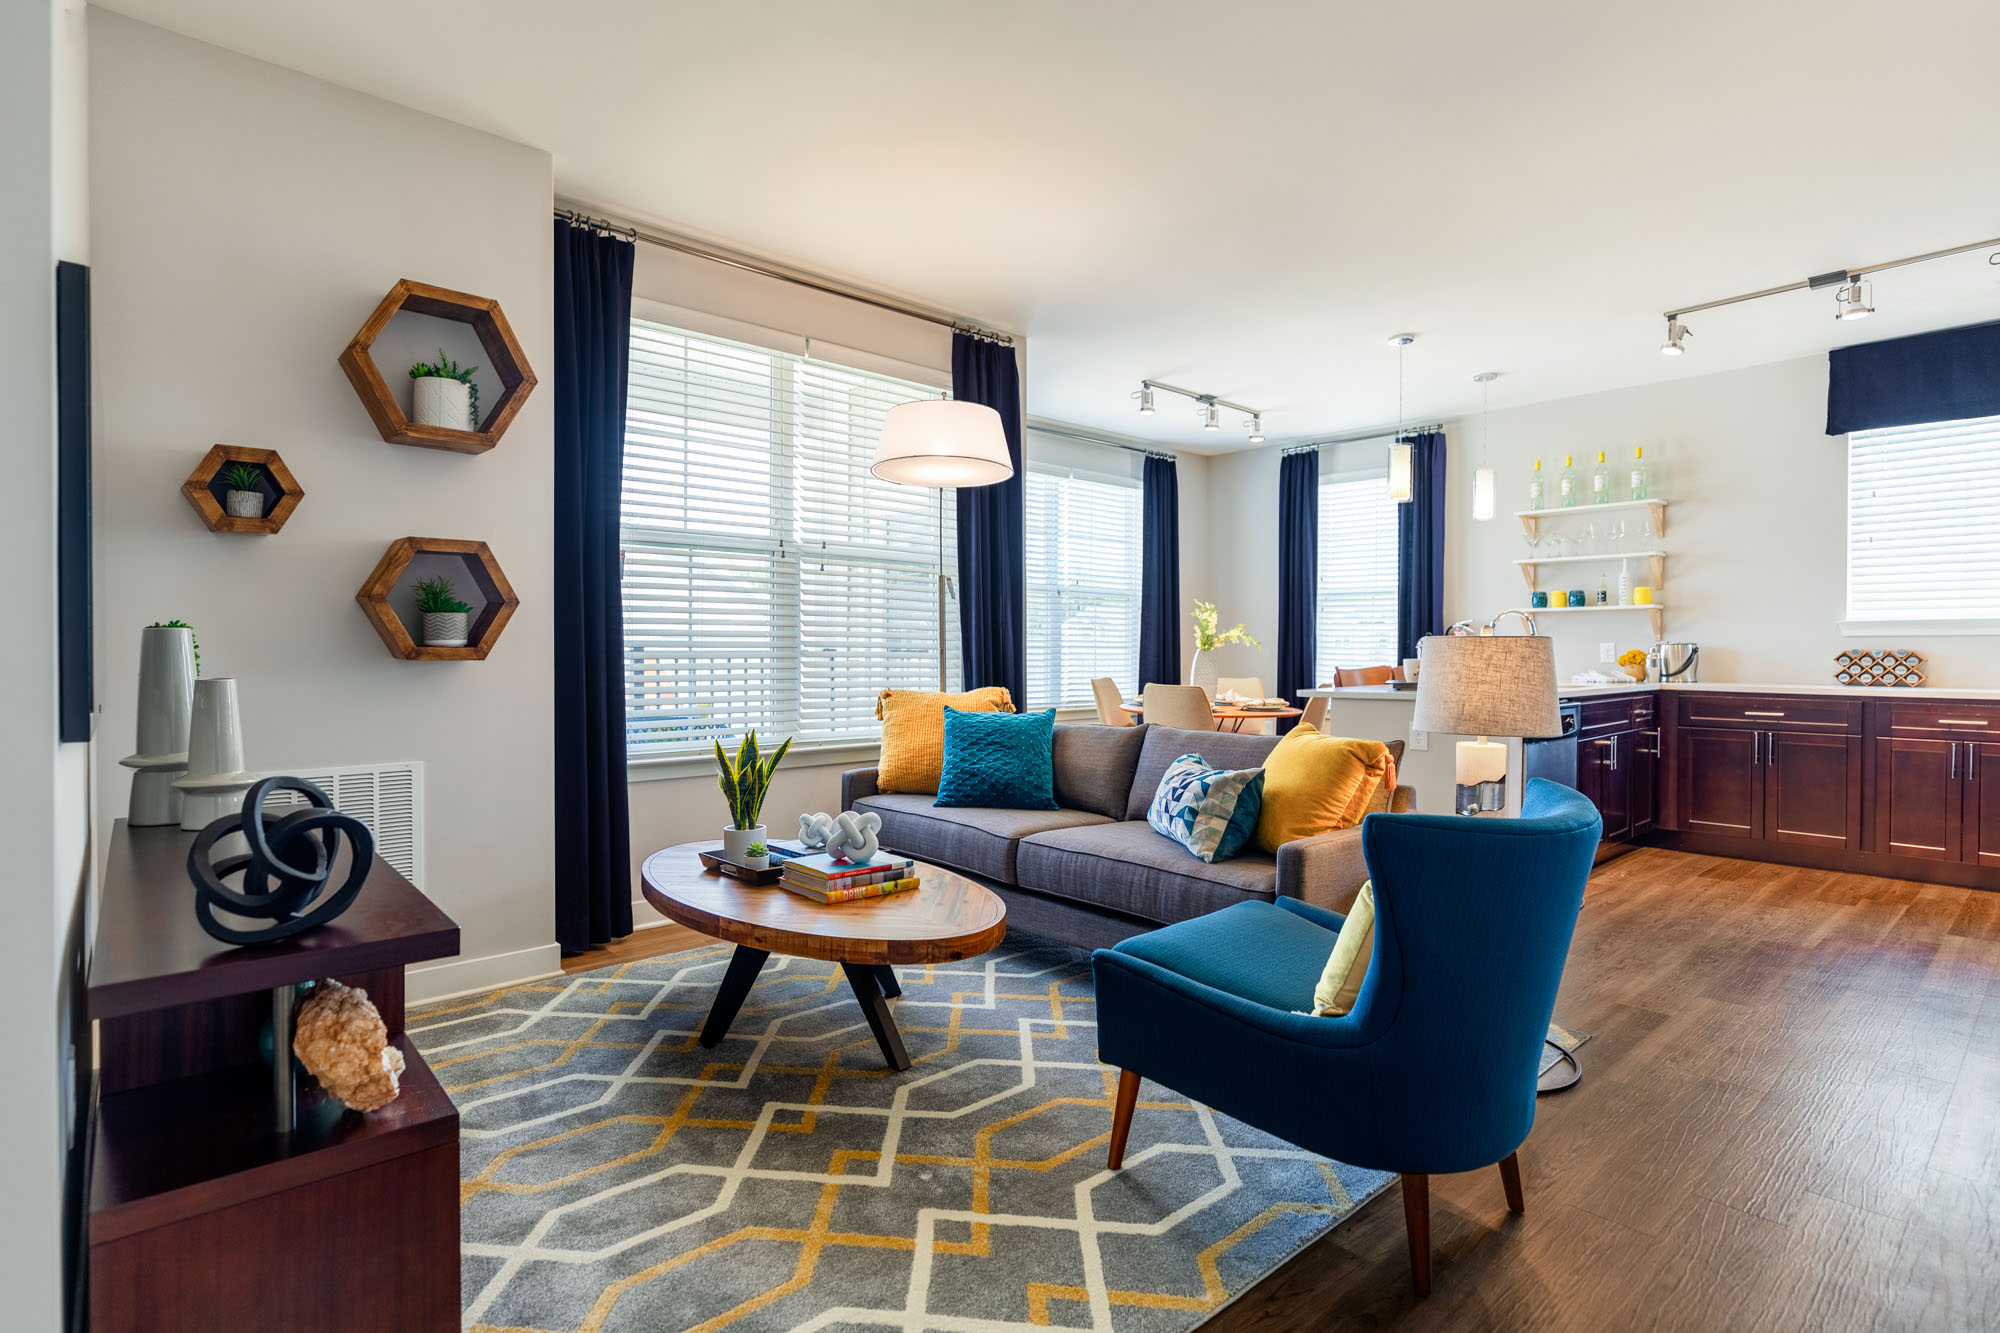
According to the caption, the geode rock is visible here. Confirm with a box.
[292,979,405,1112]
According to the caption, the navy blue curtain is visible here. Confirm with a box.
[1396,430,1447,662]
[953,333,1026,707]
[1138,454,1181,691]
[553,219,635,955]
[1276,450,1318,730]
[1827,319,2000,435]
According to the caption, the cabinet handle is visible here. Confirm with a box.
[1972,744,1979,782]
[1937,718,1989,726]
[1751,731,1760,765]
[1743,710,1786,718]
[1950,743,1959,781]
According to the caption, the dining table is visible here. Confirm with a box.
[1118,701,1304,733]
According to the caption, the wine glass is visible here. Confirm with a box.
[1608,519,1627,552]
[1581,522,1596,557]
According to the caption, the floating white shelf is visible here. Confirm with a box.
[1515,549,1667,595]
[1531,601,1667,637]
[1516,497,1667,540]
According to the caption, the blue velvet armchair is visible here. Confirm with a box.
[1091,779,1601,1295]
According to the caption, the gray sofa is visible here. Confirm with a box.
[840,722,1412,950]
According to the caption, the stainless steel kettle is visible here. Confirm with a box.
[1651,641,1699,683]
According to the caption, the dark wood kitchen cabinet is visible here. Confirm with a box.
[1665,695,1862,849]
[1870,736,1960,861]
[1764,730,1863,850]
[1572,693,1658,853]
[1674,726,1761,837]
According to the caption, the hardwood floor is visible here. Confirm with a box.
[561,850,2000,1330]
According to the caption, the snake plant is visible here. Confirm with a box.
[715,731,792,830]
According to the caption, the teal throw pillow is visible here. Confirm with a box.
[1147,753,1265,862]
[934,707,1059,810]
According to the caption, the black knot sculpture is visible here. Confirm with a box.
[188,776,374,945]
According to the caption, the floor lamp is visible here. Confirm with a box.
[1411,622,1582,1090]
[870,398,1014,690]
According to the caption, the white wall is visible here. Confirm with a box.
[1207,351,2000,698]
[0,0,91,1325]
[90,12,559,999]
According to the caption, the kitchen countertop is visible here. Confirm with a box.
[1307,681,2000,701]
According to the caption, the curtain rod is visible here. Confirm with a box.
[1025,419,1177,459]
[1294,422,1446,451]
[556,206,1015,346]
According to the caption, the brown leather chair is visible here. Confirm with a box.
[1334,666,1397,686]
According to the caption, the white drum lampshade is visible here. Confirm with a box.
[870,399,1014,488]
[1412,633,1562,814]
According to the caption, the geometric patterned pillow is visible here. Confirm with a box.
[1146,753,1266,863]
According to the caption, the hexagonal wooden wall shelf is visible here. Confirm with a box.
[181,444,305,535]
[356,537,520,661]
[337,279,536,454]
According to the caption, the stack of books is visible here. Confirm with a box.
[779,851,920,904]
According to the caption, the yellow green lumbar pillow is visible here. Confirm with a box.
[1253,724,1396,853]
[875,686,1014,794]
[1313,881,1377,1017]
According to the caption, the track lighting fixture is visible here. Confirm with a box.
[1472,372,1499,521]
[1132,380,1265,441]
[1658,229,2000,352]
[1387,335,1416,503]
[1835,277,1875,321]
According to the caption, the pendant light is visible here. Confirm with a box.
[1472,371,1499,521]
[1387,334,1416,503]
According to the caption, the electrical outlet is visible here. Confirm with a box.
[1408,728,1429,751]
[1599,641,1617,663]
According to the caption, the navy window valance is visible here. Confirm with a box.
[1827,318,2000,436]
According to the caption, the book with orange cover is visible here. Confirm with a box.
[780,875,921,904]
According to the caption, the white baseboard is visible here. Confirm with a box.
[630,898,672,927]
[407,942,564,1005]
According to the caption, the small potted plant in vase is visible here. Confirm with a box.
[715,730,792,863]
[1188,600,1260,698]
[220,462,265,519]
[412,575,472,647]
[407,348,480,432]
[743,840,770,871]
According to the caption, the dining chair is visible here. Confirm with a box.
[1335,665,1397,687]
[1093,781,1602,1297]
[1217,676,1275,734]
[1139,684,1216,731]
[1298,694,1328,732]
[1091,677,1134,727]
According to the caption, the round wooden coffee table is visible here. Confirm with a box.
[639,842,1007,1070]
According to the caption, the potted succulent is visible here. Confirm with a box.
[715,730,792,862]
[407,348,479,432]
[220,462,265,519]
[412,575,471,647]
[743,840,770,871]
[1188,600,1260,697]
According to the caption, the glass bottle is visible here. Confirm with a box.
[1629,446,1649,501]
[1597,572,1609,604]
[1591,450,1613,504]
[1559,455,1579,507]
[1529,459,1545,510]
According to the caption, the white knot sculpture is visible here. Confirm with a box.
[798,811,838,850]
[824,810,882,864]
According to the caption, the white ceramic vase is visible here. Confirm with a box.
[411,376,472,431]
[422,611,469,646]
[175,677,256,843]
[225,488,264,519]
[722,824,767,863]
[121,625,196,825]
[1188,648,1218,699]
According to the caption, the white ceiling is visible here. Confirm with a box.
[102,0,2000,452]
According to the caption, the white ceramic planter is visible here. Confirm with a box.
[411,376,472,431]
[722,824,767,862]
[1188,648,1218,699]
[122,625,197,825]
[225,488,264,519]
[422,611,469,647]
[176,676,256,845]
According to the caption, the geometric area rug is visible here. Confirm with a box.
[408,932,1401,1332]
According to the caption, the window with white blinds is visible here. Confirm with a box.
[1847,413,2000,625]
[1024,463,1143,708]
[1315,463,1400,681]
[621,319,956,755]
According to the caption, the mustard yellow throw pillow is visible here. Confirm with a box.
[875,687,1014,793]
[1253,724,1396,853]
[1313,881,1377,1017]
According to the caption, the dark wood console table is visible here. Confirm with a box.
[88,820,461,1331]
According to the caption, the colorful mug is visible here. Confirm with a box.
[1633,585,1654,605]
[1566,589,1587,607]
[1530,590,1548,608]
